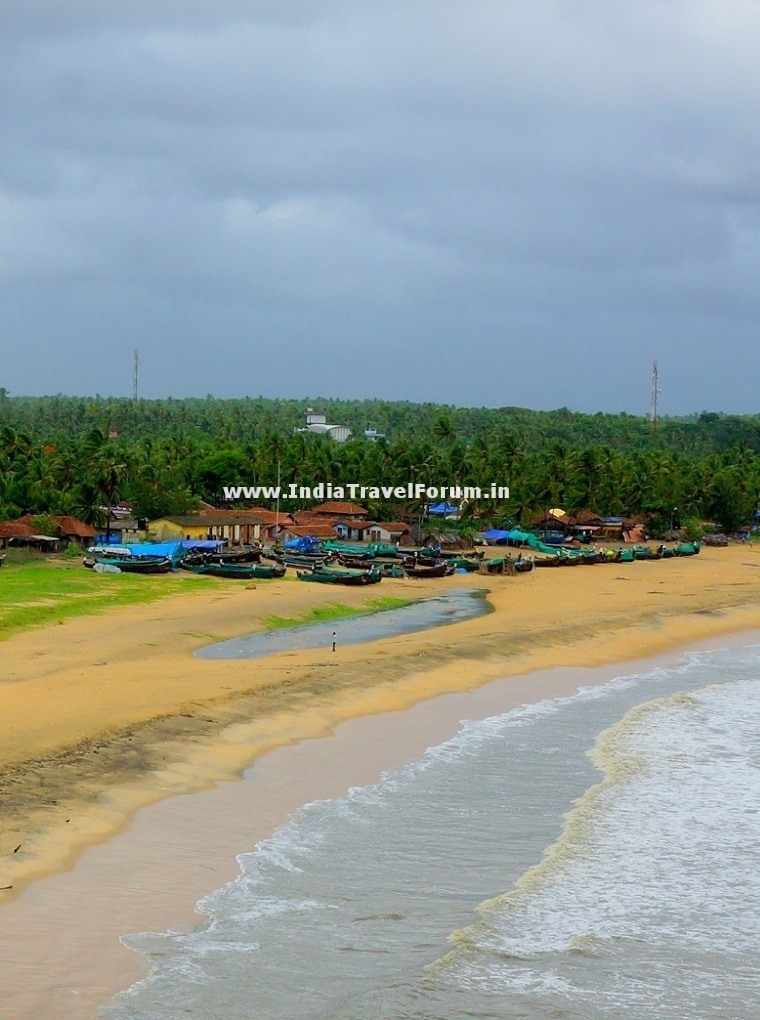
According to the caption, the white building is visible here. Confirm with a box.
[297,408,352,444]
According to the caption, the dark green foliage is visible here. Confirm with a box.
[0,395,758,528]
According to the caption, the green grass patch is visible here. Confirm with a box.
[261,595,413,630]
[0,560,216,640]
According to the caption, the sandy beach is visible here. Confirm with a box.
[1,545,760,1016]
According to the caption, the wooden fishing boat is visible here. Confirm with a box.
[184,562,285,580]
[449,556,481,572]
[405,561,451,579]
[633,546,657,560]
[675,541,701,556]
[278,553,331,567]
[209,546,261,564]
[375,562,407,578]
[336,553,376,567]
[85,554,172,574]
[533,555,561,567]
[514,558,534,573]
[297,565,382,586]
[402,554,440,568]
[557,553,582,566]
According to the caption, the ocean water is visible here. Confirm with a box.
[105,644,760,1020]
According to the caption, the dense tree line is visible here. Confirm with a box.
[0,394,758,534]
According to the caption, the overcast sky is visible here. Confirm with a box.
[1,1,759,414]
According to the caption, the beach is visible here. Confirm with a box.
[2,545,760,1017]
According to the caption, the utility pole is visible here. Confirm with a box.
[650,360,659,432]
[132,348,139,403]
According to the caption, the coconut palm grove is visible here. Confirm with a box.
[0,393,758,537]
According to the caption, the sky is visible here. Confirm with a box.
[1,0,759,414]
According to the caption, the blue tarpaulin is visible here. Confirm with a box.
[284,536,321,553]
[428,501,459,516]
[127,542,185,559]
[482,528,532,545]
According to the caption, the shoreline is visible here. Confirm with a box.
[2,549,760,903]
[2,624,760,1019]
[0,546,759,1015]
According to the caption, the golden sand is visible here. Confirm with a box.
[0,545,759,1018]
[1,545,760,900]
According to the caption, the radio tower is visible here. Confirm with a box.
[650,360,659,431]
[132,348,139,403]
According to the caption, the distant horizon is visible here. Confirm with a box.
[1,389,756,421]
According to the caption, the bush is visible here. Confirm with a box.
[681,516,705,542]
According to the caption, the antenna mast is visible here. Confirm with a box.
[132,348,139,403]
[650,360,659,431]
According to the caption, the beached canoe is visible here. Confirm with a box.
[297,565,383,586]
[514,558,535,573]
[405,561,452,579]
[84,554,172,574]
[183,562,286,580]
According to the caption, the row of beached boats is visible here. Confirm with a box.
[532,541,702,566]
[81,538,702,584]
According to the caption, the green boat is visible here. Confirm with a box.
[84,554,172,574]
[367,542,399,557]
[322,541,376,558]
[633,546,657,560]
[617,548,635,562]
[183,562,286,580]
[297,564,383,586]
[675,541,702,557]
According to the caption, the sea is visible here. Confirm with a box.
[104,641,760,1020]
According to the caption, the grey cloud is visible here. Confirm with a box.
[1,1,759,412]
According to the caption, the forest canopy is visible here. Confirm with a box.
[0,394,758,534]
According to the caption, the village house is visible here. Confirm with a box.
[148,512,266,545]
[296,408,352,443]
[311,501,369,519]
[11,514,97,548]
[365,521,411,544]
[332,519,371,541]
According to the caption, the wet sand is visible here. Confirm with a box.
[1,546,760,1016]
[2,628,760,1019]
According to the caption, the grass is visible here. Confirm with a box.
[261,595,413,630]
[0,559,216,640]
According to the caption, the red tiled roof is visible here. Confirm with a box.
[0,521,34,538]
[242,507,294,526]
[57,516,98,538]
[293,512,339,527]
[311,501,369,517]
[344,520,377,532]
[571,510,602,525]
[12,514,97,538]
[367,521,411,534]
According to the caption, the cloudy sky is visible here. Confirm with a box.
[1,1,759,413]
